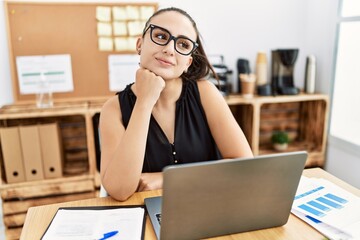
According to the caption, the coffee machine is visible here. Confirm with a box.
[271,49,300,95]
[208,55,233,95]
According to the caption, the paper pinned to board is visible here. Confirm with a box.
[108,54,139,91]
[112,6,127,21]
[98,37,113,51]
[114,37,128,51]
[16,54,74,94]
[113,21,127,36]
[127,37,137,51]
[113,37,137,52]
[127,21,144,36]
[292,176,360,240]
[126,6,140,20]
[140,6,155,20]
[96,6,111,22]
[97,22,112,36]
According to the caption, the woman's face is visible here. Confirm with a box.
[137,11,197,80]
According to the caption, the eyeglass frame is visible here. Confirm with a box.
[142,24,199,56]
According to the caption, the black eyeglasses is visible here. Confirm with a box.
[143,24,198,56]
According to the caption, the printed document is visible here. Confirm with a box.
[108,54,139,91]
[16,54,74,94]
[292,176,360,240]
[41,206,145,240]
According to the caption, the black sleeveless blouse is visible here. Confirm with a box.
[118,79,222,173]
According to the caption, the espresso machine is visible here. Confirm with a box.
[208,55,233,95]
[271,49,300,95]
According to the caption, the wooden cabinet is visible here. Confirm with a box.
[0,93,329,239]
[226,93,329,167]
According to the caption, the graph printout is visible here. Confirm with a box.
[292,176,360,239]
[108,54,138,91]
[16,54,74,94]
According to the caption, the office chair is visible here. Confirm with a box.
[99,184,108,197]
[93,113,109,197]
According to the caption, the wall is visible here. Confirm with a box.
[163,0,309,92]
[305,1,360,188]
[0,0,323,105]
[0,1,13,106]
[304,0,338,95]
[326,137,360,188]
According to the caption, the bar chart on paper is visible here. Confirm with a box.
[296,189,348,217]
[292,177,360,240]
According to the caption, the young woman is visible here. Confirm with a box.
[100,7,253,201]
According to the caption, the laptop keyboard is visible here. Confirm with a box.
[156,213,162,225]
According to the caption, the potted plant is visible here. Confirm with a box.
[271,131,289,151]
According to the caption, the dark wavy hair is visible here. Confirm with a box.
[142,7,217,81]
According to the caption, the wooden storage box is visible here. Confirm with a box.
[0,101,104,240]
[258,100,328,165]
[227,93,329,167]
[1,176,96,240]
[0,114,89,183]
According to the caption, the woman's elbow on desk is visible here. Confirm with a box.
[111,193,134,202]
[104,185,137,202]
[101,175,139,201]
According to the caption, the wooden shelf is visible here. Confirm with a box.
[225,93,328,105]
[0,174,97,237]
[227,93,329,167]
[0,174,94,191]
[0,93,329,239]
[0,100,103,240]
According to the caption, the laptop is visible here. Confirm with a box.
[145,151,307,240]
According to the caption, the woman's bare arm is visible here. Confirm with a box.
[197,80,254,159]
[100,68,165,201]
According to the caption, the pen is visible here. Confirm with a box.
[99,230,119,240]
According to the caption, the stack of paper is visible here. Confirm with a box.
[292,176,360,240]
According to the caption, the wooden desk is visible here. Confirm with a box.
[20,168,360,240]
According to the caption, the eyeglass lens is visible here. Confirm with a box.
[150,26,196,55]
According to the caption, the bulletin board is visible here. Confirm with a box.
[5,1,158,102]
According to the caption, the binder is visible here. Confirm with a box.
[0,127,26,183]
[38,123,63,179]
[19,125,45,181]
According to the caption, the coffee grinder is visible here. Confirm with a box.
[271,49,300,95]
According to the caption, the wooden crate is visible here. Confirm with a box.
[0,176,97,240]
[259,99,328,167]
[229,104,253,151]
[258,100,327,164]
[0,100,106,240]
[226,93,329,167]
[0,115,89,183]
[259,102,301,146]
